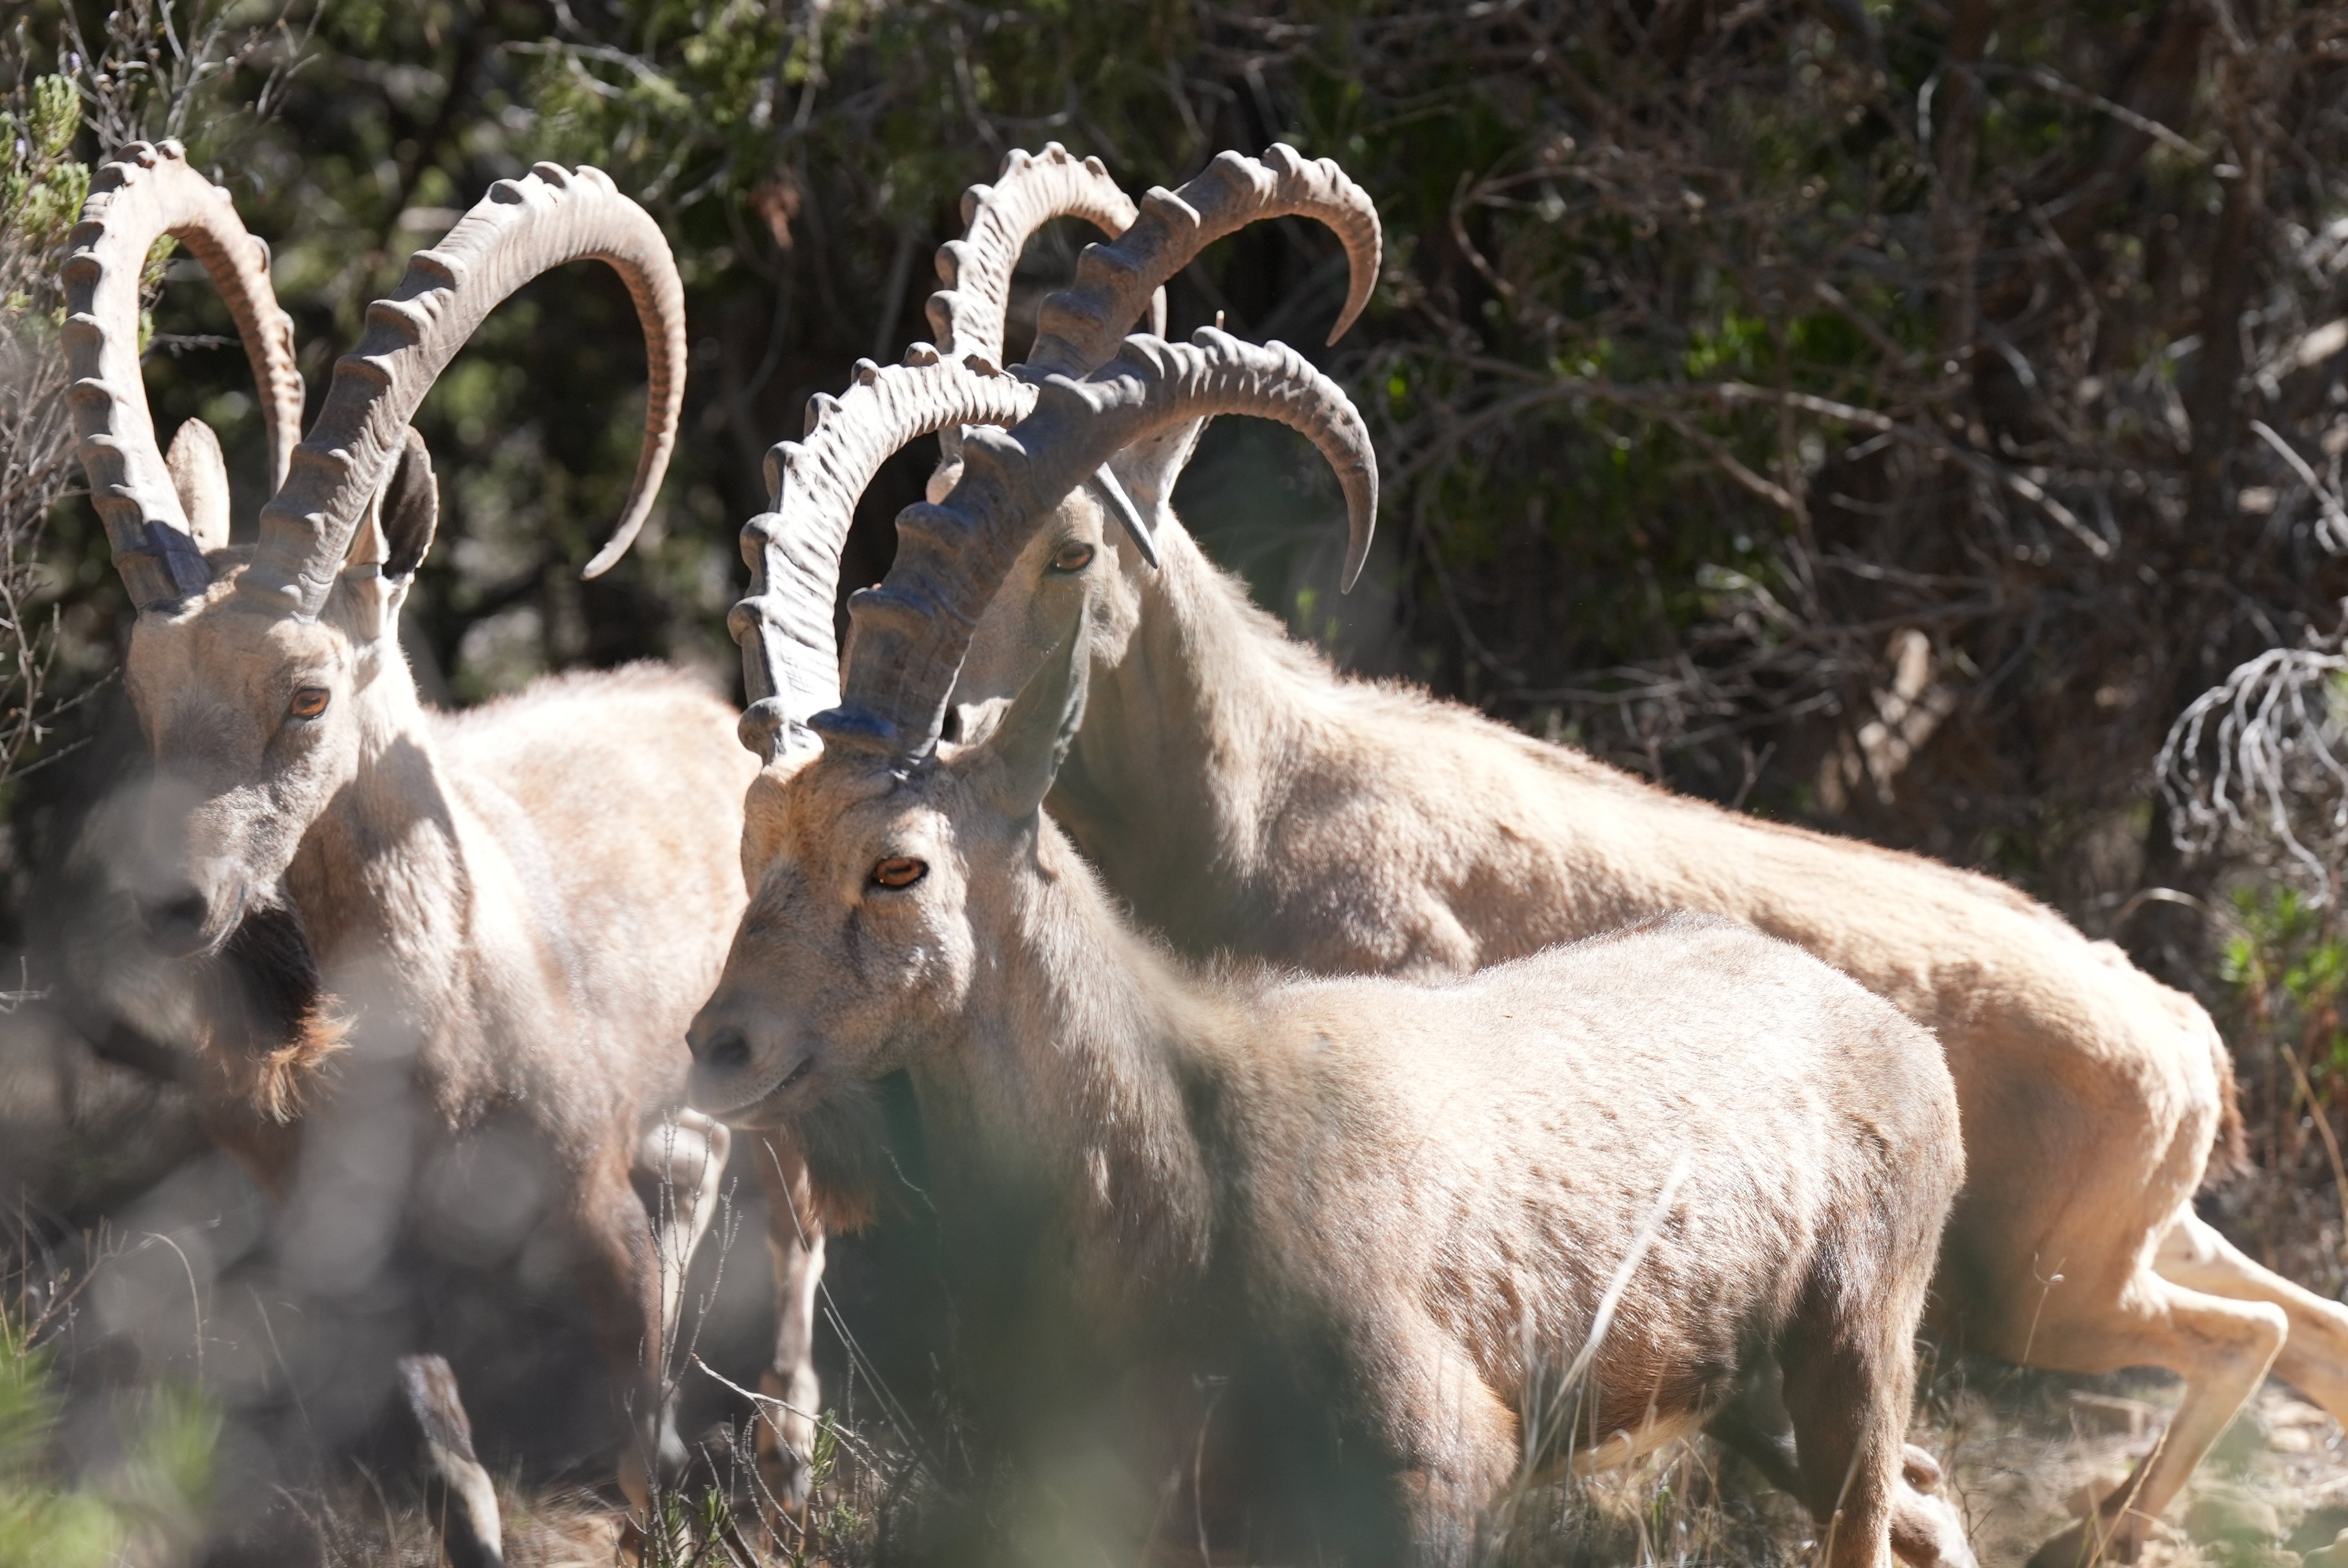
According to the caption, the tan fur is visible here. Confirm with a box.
[945,480,2340,1561]
[204,999,351,1122]
[688,633,1965,1568]
[117,544,761,1508]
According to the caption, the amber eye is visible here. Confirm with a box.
[288,687,330,719]
[872,857,927,889]
[1048,540,1095,574]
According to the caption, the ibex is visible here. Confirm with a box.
[61,142,821,1545]
[726,141,1959,1565]
[683,332,1966,1567]
[767,141,2347,1565]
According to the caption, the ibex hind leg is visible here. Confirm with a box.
[2155,1205,2348,1423]
[1372,1320,1519,1568]
[751,1134,826,1521]
[2016,1265,2285,1567]
[1709,1360,1970,1567]
[1778,1311,1906,1568]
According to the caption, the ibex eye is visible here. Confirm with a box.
[289,687,331,719]
[871,856,927,889]
[1049,541,1095,574]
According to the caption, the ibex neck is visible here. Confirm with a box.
[1057,527,1314,942]
[284,653,466,988]
[922,819,1223,1328]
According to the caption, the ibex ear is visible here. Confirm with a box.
[379,427,439,579]
[164,419,232,554]
[972,602,1091,819]
[1106,415,1207,515]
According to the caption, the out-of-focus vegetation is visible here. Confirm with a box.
[0,1302,215,1568]
[0,0,2342,945]
[5,0,2348,1560]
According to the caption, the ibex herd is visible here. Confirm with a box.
[63,132,2348,1568]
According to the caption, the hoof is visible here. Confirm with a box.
[754,1369,820,1523]
[1892,1481,1974,1568]
[1902,1443,1944,1494]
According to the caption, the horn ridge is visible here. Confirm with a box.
[729,348,1038,763]
[62,139,303,610]
[923,143,1169,492]
[1026,143,1383,380]
[237,162,688,617]
[822,327,1378,760]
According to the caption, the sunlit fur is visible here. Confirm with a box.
[939,431,2341,1562]
[691,627,1964,1568]
[110,455,762,1508]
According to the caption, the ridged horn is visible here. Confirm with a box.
[729,347,1037,763]
[236,163,684,619]
[1025,144,1382,380]
[925,143,1166,375]
[924,144,1167,549]
[62,139,303,611]
[817,328,1377,761]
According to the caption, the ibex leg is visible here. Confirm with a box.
[751,1133,826,1518]
[2017,1259,2285,1566]
[636,1109,733,1377]
[568,1158,672,1517]
[1711,1360,1972,1567]
[2155,1206,2348,1422]
[396,1353,504,1568]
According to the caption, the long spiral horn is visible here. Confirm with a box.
[816,328,1376,761]
[63,140,303,611]
[1025,145,1381,380]
[235,163,684,619]
[730,347,1037,763]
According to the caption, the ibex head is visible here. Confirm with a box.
[70,145,682,956]
[688,329,1377,1142]
[934,144,1382,731]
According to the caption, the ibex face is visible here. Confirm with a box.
[69,146,682,966]
[948,421,1197,727]
[686,759,981,1133]
[126,585,357,954]
[120,437,440,958]
[688,617,1089,1131]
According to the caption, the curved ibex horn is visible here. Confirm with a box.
[1026,145,1382,380]
[62,140,304,611]
[924,143,1166,558]
[925,143,1166,376]
[729,347,1037,764]
[237,163,685,619]
[817,328,1377,761]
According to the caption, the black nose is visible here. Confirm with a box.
[135,886,210,956]
[696,1027,751,1072]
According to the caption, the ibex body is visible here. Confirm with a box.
[63,144,811,1533]
[701,329,1966,1565]
[914,146,2342,1566]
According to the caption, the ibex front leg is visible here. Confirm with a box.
[751,1133,826,1519]
[568,1157,672,1519]
[397,1353,504,1568]
[638,1109,733,1477]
